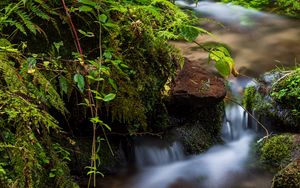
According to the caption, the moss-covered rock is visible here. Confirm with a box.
[258,134,294,170]
[243,68,300,132]
[70,137,126,175]
[272,161,300,188]
[257,134,300,188]
[166,102,224,154]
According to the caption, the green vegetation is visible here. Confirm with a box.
[242,86,257,110]
[271,68,300,117]
[0,0,237,186]
[272,161,300,188]
[243,67,300,131]
[220,0,300,17]
[258,134,294,170]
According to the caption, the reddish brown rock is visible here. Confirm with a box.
[170,59,226,105]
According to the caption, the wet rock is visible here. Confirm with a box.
[170,58,226,106]
[165,59,225,154]
[243,70,299,132]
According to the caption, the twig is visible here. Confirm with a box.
[61,0,85,65]
[225,96,269,138]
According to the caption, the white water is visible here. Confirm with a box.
[134,139,185,167]
[129,97,258,188]
[131,134,254,188]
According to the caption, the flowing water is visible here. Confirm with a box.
[97,1,299,187]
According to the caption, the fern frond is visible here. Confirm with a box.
[16,9,37,34]
[32,71,68,115]
[4,19,27,35]
[30,4,50,20]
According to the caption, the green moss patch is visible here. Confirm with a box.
[259,134,294,170]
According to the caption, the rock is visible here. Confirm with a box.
[272,161,300,188]
[258,134,300,188]
[243,70,300,132]
[164,59,225,154]
[170,58,226,106]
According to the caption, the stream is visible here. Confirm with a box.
[96,1,299,188]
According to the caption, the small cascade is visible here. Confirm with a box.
[134,137,185,168]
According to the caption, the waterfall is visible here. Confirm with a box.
[134,138,185,168]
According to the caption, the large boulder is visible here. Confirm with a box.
[169,59,226,106]
[165,59,226,154]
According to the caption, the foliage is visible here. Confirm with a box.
[0,0,237,186]
[242,86,256,110]
[271,68,300,117]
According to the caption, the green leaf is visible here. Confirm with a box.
[103,93,116,102]
[108,78,117,91]
[54,41,63,52]
[79,5,93,12]
[78,29,94,37]
[49,172,55,178]
[98,14,108,23]
[103,51,112,59]
[74,73,85,93]
[180,25,200,42]
[215,60,231,77]
[59,76,68,95]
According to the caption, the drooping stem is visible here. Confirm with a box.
[225,96,269,137]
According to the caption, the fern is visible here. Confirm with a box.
[30,4,50,20]
[32,71,68,115]
[16,9,37,34]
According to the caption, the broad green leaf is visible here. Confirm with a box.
[180,25,200,42]
[73,73,85,92]
[103,93,116,102]
[98,14,108,23]
[215,60,231,77]
[59,76,68,95]
[79,5,93,12]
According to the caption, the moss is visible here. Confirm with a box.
[272,161,300,188]
[242,86,257,110]
[167,102,224,154]
[259,134,294,170]
[271,68,300,118]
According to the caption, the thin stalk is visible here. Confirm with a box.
[61,0,85,65]
[225,96,269,137]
